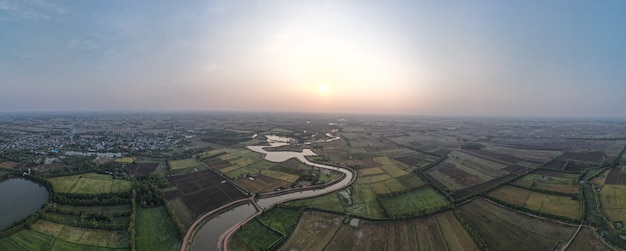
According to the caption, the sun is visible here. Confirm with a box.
[320,84,329,93]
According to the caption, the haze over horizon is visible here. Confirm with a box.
[2,1,625,117]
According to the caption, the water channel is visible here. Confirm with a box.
[190,135,354,251]
[0,178,50,230]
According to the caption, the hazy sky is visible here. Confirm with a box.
[1,1,625,117]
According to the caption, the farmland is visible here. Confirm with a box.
[164,168,247,219]
[568,227,614,251]
[487,185,581,220]
[0,229,127,251]
[599,184,626,225]
[135,206,180,251]
[458,198,577,250]
[167,158,204,174]
[514,170,580,194]
[31,220,129,248]
[278,210,477,251]
[48,173,132,194]
[379,187,450,218]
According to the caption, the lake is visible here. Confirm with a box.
[0,178,49,230]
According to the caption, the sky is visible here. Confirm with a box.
[1,0,626,117]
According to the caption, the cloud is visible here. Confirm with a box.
[0,0,65,21]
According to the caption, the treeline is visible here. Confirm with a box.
[40,212,126,231]
[129,190,137,251]
[52,192,131,206]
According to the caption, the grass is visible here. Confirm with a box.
[513,173,579,194]
[135,206,180,251]
[48,173,132,194]
[235,219,282,251]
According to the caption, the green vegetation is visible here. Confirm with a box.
[257,208,300,234]
[167,158,204,173]
[234,219,282,251]
[135,206,181,251]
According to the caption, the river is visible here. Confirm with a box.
[189,136,354,251]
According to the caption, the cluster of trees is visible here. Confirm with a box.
[164,200,186,236]
[135,176,168,207]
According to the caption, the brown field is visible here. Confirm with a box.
[488,185,532,206]
[605,167,626,185]
[166,168,246,217]
[568,227,614,251]
[560,151,605,163]
[459,198,577,251]
[482,144,563,164]
[0,161,18,169]
[281,210,477,251]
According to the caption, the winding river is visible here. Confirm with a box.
[188,136,354,251]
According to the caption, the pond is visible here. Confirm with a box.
[0,178,49,230]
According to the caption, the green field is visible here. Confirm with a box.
[135,206,181,251]
[260,169,299,183]
[513,173,579,194]
[257,207,301,234]
[48,173,132,194]
[234,219,282,251]
[379,186,450,218]
[167,158,203,171]
[0,230,128,251]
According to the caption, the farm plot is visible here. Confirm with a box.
[135,206,180,251]
[126,162,160,176]
[459,198,577,251]
[234,219,282,251]
[488,185,581,220]
[560,151,605,164]
[425,150,511,192]
[393,152,440,170]
[48,173,132,194]
[568,226,614,251]
[512,172,579,194]
[482,144,562,164]
[168,158,204,173]
[281,210,477,251]
[166,168,247,217]
[379,187,449,218]
[0,229,125,251]
[599,184,626,225]
[278,211,343,251]
[236,175,291,193]
[605,166,626,185]
[31,220,129,248]
[0,161,18,169]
